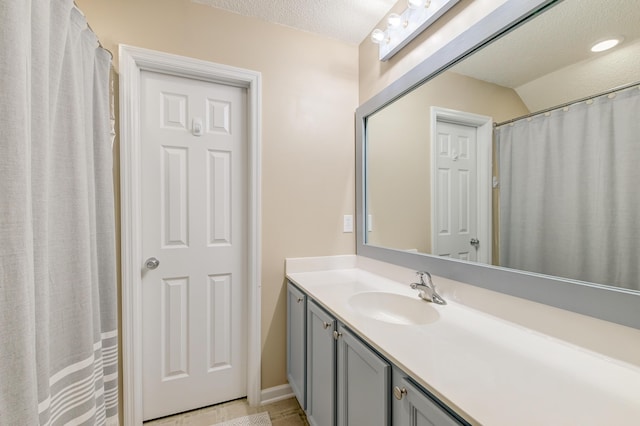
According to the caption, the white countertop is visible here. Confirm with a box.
[286,255,640,426]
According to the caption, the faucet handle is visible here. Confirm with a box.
[412,271,446,305]
[416,271,431,284]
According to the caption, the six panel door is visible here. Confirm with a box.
[140,70,248,420]
[433,120,478,261]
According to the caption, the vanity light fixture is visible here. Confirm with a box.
[408,0,426,9]
[370,0,460,61]
[387,13,403,29]
[590,38,623,52]
[371,28,386,44]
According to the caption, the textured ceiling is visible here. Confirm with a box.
[191,0,397,45]
[189,0,639,111]
[452,0,640,89]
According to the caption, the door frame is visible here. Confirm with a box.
[119,45,262,425]
[430,107,492,264]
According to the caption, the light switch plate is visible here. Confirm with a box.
[343,215,353,233]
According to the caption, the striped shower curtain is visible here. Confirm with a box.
[0,0,118,424]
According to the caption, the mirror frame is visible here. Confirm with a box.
[356,0,640,329]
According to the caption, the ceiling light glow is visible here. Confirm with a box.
[591,38,621,52]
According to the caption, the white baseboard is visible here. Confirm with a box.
[260,384,294,406]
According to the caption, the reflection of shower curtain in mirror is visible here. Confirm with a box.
[497,86,640,291]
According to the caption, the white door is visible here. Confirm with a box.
[432,120,478,261]
[140,70,247,421]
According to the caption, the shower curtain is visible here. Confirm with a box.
[497,86,640,291]
[0,1,118,424]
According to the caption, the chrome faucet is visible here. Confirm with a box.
[410,271,446,305]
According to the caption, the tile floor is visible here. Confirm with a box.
[144,397,309,426]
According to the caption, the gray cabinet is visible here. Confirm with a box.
[306,299,336,426]
[337,324,390,426]
[392,368,464,426]
[287,282,465,426]
[287,283,307,409]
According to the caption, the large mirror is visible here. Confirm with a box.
[357,0,640,328]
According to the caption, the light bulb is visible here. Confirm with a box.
[387,13,402,29]
[407,0,425,9]
[371,29,385,44]
[590,38,622,52]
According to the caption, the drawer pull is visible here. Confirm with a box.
[296,297,304,303]
[333,330,342,340]
[322,321,331,329]
[393,386,408,400]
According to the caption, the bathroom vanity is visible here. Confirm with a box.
[288,281,461,426]
[287,1,640,423]
[286,255,640,426]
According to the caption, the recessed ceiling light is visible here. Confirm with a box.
[590,38,622,52]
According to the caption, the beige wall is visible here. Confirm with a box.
[76,0,358,393]
[367,71,529,255]
[367,88,431,253]
[76,0,529,412]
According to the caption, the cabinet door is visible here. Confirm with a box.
[337,324,390,426]
[392,370,463,426]
[306,300,336,426]
[286,282,306,409]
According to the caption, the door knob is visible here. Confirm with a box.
[145,257,160,270]
[470,238,480,248]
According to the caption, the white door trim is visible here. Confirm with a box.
[119,45,262,425]
[430,107,492,264]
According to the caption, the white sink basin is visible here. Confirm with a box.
[348,292,440,325]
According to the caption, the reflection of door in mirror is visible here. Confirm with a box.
[432,120,478,261]
[366,72,528,256]
[430,107,493,264]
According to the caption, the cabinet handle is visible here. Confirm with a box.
[322,321,331,329]
[333,330,342,340]
[296,297,304,303]
[393,386,408,400]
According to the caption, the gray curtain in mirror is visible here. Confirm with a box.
[497,87,640,291]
